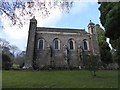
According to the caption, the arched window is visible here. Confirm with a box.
[54,39,58,49]
[91,28,93,34]
[68,39,75,50]
[83,40,88,50]
[70,40,73,49]
[53,38,60,50]
[37,39,44,50]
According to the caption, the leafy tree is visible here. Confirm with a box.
[89,54,100,76]
[0,0,74,28]
[96,24,112,64]
[2,53,12,70]
[83,53,100,77]
[98,2,120,66]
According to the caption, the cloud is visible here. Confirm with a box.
[0,0,96,51]
[0,5,63,51]
[36,8,63,27]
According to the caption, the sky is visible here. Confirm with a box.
[0,0,103,51]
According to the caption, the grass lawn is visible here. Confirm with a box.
[0,71,2,89]
[2,70,118,88]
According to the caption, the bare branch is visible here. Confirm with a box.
[0,0,74,28]
[0,38,9,48]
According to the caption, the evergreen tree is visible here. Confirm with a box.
[96,24,112,64]
[98,2,120,66]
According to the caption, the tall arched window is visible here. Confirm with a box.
[83,40,88,50]
[53,38,60,50]
[68,39,75,50]
[54,40,58,49]
[37,38,44,50]
[70,40,73,49]
[91,28,93,34]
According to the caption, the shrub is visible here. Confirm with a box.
[2,53,12,70]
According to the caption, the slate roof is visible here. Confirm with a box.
[36,27,87,33]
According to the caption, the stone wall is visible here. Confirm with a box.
[33,27,90,69]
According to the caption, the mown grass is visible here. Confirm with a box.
[2,70,118,88]
[0,71,2,89]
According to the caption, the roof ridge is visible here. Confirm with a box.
[37,27,85,31]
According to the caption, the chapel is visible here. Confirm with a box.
[25,17,100,69]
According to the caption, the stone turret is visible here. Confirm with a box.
[88,20,100,56]
[25,16,37,69]
[88,20,95,35]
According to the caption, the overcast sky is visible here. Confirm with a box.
[0,0,103,51]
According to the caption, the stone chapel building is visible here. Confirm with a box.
[25,16,100,69]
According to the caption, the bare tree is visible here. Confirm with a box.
[0,38,10,48]
[9,45,20,56]
[0,0,74,28]
[15,51,26,68]
[0,38,21,58]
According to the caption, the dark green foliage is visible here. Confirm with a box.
[96,25,112,64]
[99,2,120,40]
[99,2,120,66]
[2,53,12,70]
[112,50,118,63]
[105,5,120,40]
[110,38,120,65]
[100,48,112,64]
[19,62,24,69]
